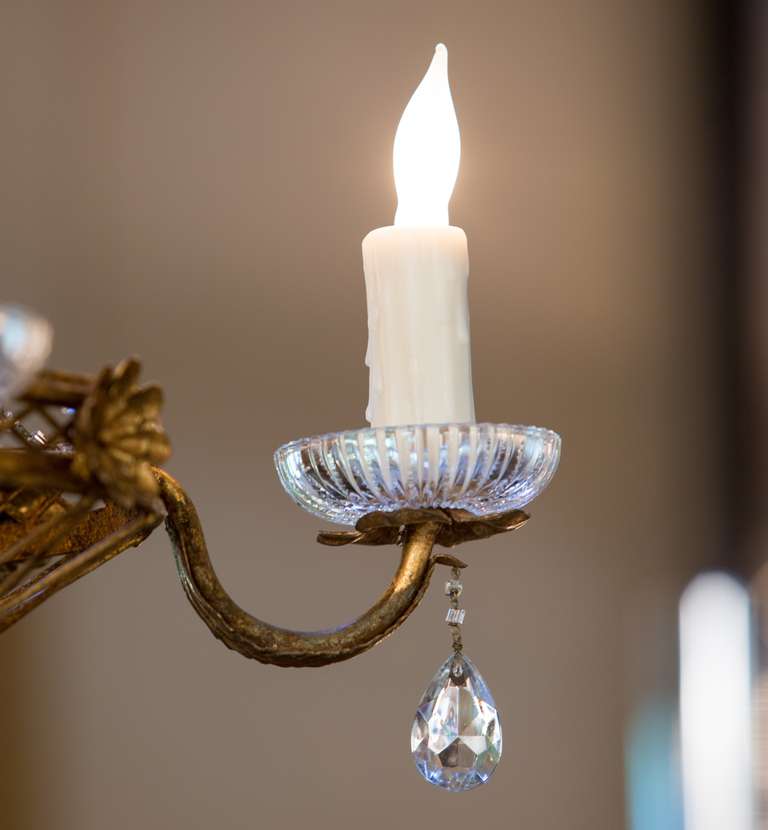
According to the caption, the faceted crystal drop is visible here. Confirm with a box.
[410,652,502,791]
[0,305,52,404]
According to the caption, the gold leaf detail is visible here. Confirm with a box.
[71,358,171,509]
[317,507,530,549]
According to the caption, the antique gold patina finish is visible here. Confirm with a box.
[0,361,168,629]
[317,506,529,549]
[0,362,531,665]
[161,467,442,666]
[71,358,171,510]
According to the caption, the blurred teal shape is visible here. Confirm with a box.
[626,697,684,830]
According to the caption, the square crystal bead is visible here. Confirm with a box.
[444,580,463,598]
[445,608,465,625]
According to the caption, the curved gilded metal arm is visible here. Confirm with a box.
[157,470,440,667]
[1,363,526,664]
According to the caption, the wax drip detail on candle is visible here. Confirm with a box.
[394,43,461,227]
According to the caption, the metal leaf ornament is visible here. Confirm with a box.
[317,507,529,549]
[71,358,171,509]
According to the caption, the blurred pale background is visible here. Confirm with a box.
[0,2,736,829]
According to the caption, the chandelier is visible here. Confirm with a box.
[0,45,561,793]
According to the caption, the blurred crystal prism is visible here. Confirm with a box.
[0,305,53,404]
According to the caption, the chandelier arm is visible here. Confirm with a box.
[156,469,440,667]
[0,511,161,632]
[0,503,147,563]
[18,368,93,407]
[0,450,87,493]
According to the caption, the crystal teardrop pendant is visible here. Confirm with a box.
[410,652,502,791]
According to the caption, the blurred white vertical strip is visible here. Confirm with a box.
[679,573,754,830]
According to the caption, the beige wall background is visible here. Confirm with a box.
[0,2,723,828]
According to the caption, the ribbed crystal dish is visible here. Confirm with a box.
[274,423,561,526]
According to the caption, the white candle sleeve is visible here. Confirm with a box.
[362,225,475,427]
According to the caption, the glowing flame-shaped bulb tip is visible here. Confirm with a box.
[393,44,460,227]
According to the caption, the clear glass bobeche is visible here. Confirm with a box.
[274,422,561,526]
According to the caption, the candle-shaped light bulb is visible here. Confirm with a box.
[393,43,460,227]
[363,44,474,427]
